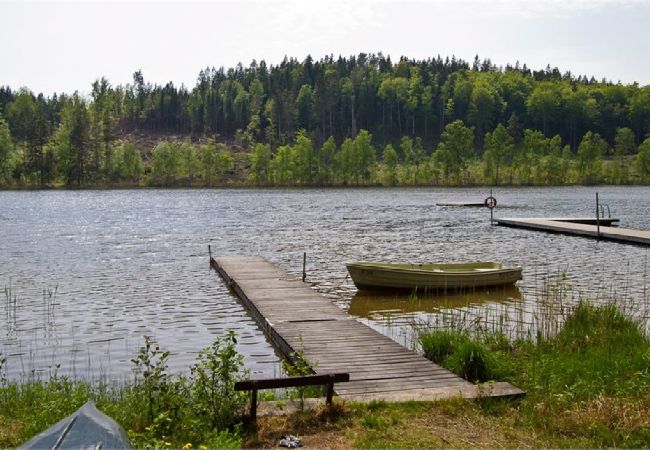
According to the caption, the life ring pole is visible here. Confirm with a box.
[596,192,600,240]
[485,190,497,225]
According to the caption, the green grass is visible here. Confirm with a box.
[0,334,246,448]
[419,301,650,447]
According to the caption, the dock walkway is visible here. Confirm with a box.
[211,256,523,401]
[496,217,649,246]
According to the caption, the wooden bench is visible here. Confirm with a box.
[234,373,350,419]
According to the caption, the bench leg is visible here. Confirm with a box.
[326,376,334,405]
[250,388,258,420]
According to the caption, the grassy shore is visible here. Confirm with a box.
[2,302,649,448]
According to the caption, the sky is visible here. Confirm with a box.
[1,0,650,96]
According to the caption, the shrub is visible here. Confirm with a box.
[190,331,248,431]
[419,330,464,364]
[446,340,493,383]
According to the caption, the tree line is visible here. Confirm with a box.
[1,53,650,188]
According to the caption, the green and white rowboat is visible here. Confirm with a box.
[346,261,523,291]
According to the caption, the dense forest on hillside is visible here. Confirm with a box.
[1,53,650,188]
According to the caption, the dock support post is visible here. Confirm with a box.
[302,252,307,282]
[596,192,600,240]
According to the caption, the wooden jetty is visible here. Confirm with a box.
[496,217,650,246]
[437,202,485,207]
[210,256,523,402]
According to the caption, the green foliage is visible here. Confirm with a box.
[295,85,316,131]
[576,131,607,184]
[180,142,200,185]
[445,340,492,383]
[417,302,650,447]
[5,88,50,186]
[55,94,91,187]
[270,144,294,185]
[200,141,233,186]
[249,142,271,185]
[434,120,475,183]
[282,337,319,412]
[334,130,376,184]
[0,115,15,183]
[526,303,650,402]
[542,135,571,185]
[0,380,92,446]
[0,334,247,448]
[291,130,316,184]
[318,136,336,184]
[130,335,179,427]
[482,123,513,184]
[3,54,650,188]
[151,141,182,186]
[112,141,143,183]
[527,81,561,135]
[190,331,247,430]
[419,330,460,363]
[419,330,500,383]
[381,144,398,186]
[637,138,650,181]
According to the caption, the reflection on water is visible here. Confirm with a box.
[348,285,522,319]
[1,186,649,382]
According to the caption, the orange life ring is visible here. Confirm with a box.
[484,196,497,208]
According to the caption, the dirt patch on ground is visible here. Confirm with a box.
[242,399,548,449]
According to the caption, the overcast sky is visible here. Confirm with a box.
[1,0,649,96]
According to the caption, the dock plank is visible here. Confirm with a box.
[211,256,523,401]
[496,217,649,245]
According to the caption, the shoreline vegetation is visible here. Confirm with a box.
[2,53,650,189]
[2,282,649,448]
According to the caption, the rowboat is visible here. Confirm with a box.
[346,261,522,291]
[19,401,132,449]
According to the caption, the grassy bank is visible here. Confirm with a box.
[0,333,247,448]
[244,302,649,448]
[2,303,649,448]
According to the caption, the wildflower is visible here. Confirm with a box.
[182,444,192,450]
[164,442,172,447]
[199,446,208,450]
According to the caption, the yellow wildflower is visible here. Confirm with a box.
[182,444,192,450]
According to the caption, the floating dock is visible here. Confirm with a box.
[496,217,650,246]
[436,202,485,207]
[211,256,523,402]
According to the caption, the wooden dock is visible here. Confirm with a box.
[437,202,485,207]
[496,217,650,246]
[210,256,523,402]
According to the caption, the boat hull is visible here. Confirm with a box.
[346,261,522,291]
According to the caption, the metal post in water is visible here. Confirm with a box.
[490,189,494,225]
[302,252,307,282]
[596,192,600,240]
[208,244,212,259]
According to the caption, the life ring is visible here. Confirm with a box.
[484,196,497,208]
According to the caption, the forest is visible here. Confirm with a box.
[1,53,650,188]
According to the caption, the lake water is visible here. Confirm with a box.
[1,187,649,382]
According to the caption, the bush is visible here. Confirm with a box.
[446,340,492,383]
[419,330,464,364]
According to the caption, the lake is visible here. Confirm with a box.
[1,186,649,382]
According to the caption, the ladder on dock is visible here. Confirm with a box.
[210,255,523,402]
